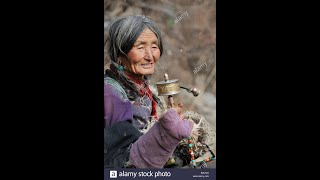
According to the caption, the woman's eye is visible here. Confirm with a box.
[137,47,144,49]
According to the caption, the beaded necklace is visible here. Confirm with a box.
[174,136,215,168]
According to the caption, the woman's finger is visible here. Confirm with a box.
[177,103,184,108]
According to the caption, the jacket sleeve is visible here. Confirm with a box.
[129,109,193,168]
[104,83,139,168]
[104,84,133,128]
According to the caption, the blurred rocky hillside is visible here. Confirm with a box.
[104,0,216,152]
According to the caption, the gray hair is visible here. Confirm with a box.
[107,15,163,63]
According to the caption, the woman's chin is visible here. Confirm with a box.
[139,69,155,76]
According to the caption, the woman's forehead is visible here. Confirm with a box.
[135,28,158,41]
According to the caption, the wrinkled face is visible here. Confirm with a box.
[120,28,161,78]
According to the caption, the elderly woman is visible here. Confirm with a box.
[104,15,193,168]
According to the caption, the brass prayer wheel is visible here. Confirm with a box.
[156,79,181,96]
[156,73,200,97]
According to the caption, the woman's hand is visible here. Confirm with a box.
[167,101,184,117]
[168,101,200,140]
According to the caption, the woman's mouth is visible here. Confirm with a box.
[140,63,153,69]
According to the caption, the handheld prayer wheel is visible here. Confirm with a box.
[156,73,181,96]
[156,73,200,107]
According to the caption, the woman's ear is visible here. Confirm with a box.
[117,55,127,65]
[117,57,122,65]
[117,56,128,71]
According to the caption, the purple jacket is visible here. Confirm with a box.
[104,83,133,128]
[104,78,193,168]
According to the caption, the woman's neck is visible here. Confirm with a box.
[125,71,144,81]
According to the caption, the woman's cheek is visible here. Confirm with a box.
[154,50,161,62]
[128,50,143,63]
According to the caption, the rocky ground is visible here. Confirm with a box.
[104,0,216,154]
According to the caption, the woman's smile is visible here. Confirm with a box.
[140,62,154,69]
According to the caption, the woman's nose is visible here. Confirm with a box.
[144,47,154,61]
